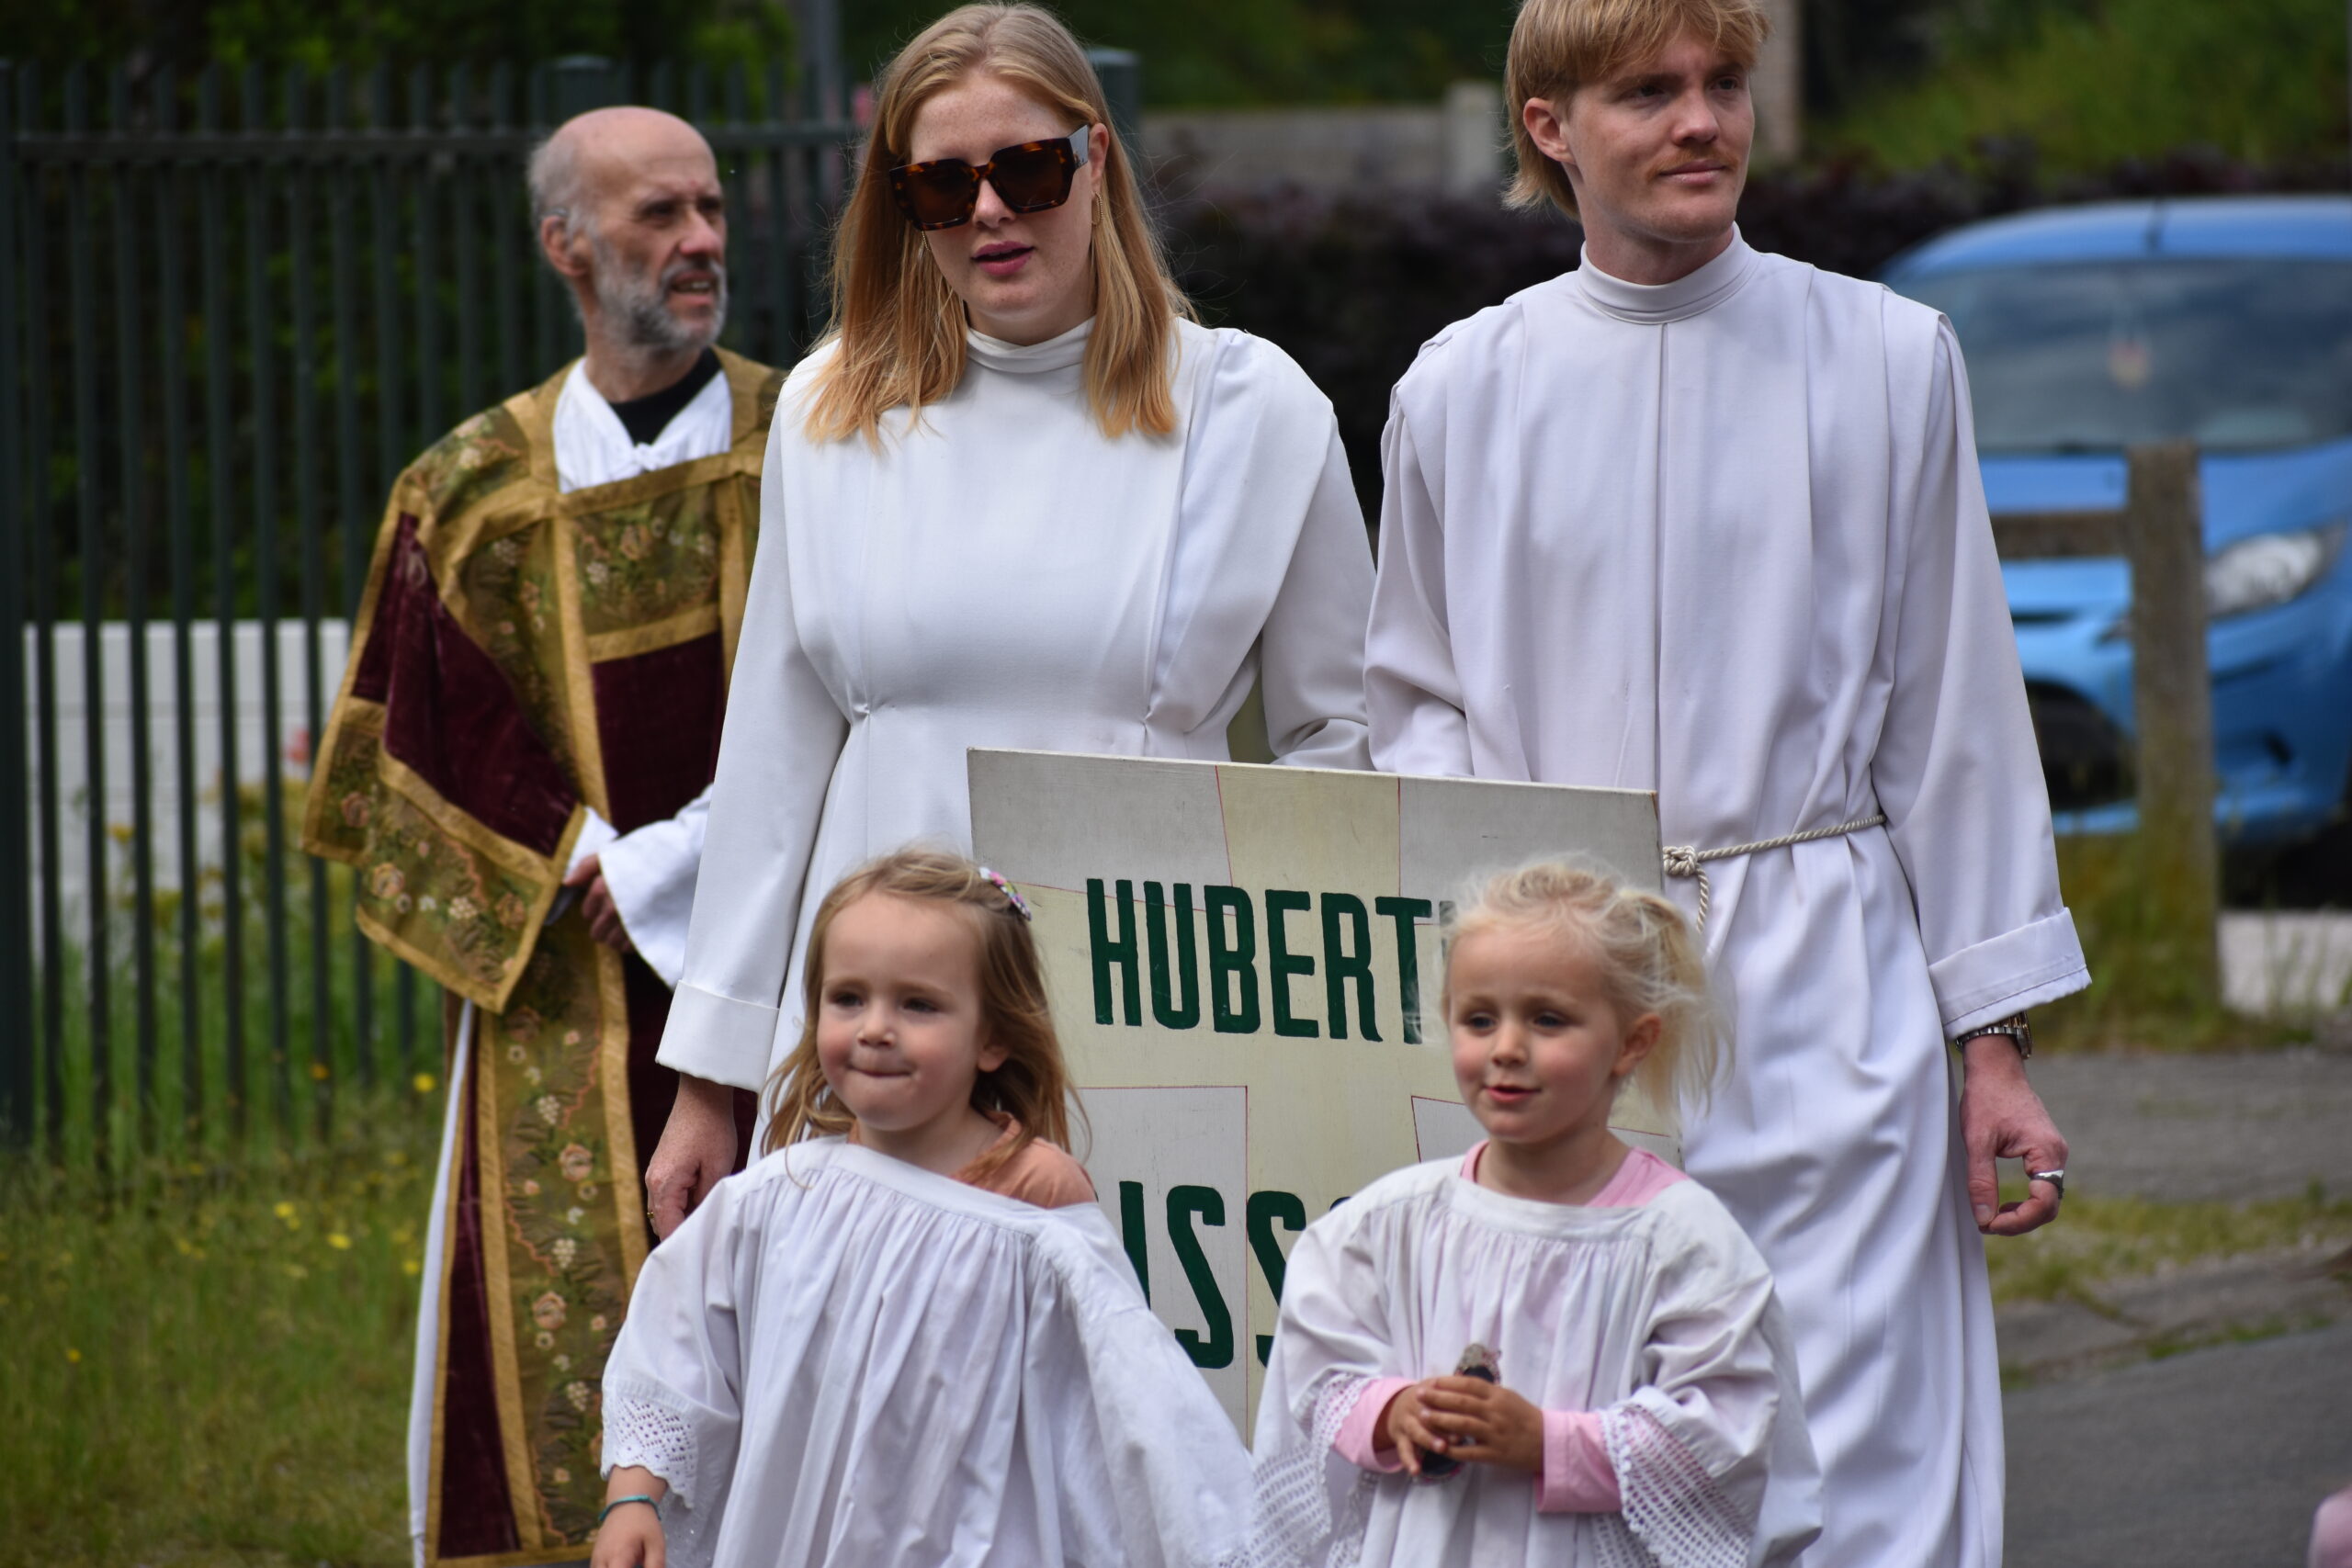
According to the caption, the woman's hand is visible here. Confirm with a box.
[589,1469,668,1568]
[1378,1376,1546,1475]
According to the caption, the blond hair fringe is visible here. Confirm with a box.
[803,4,1194,446]
[1505,0,1770,214]
[1445,857,1727,1115]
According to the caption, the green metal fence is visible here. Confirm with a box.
[0,56,854,1162]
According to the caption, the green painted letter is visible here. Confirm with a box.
[1145,881,1201,1030]
[1205,886,1261,1034]
[1168,1185,1234,1369]
[1247,1189,1307,1365]
[1374,896,1434,1043]
[1320,893,1380,1042]
[1265,889,1318,1039]
[1088,877,1140,1027]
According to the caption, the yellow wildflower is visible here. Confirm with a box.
[309,1062,331,1081]
[413,1073,437,1094]
[65,1348,81,1363]
[327,1234,353,1251]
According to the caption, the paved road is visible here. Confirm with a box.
[2028,1047,2352,1204]
[2007,1321,2352,1567]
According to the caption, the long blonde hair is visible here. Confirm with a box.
[761,848,1084,1180]
[1444,858,1726,1113]
[802,4,1193,445]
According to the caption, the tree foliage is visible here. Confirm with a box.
[0,0,794,73]
[842,0,1521,107]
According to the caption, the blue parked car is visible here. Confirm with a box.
[1883,196,2352,847]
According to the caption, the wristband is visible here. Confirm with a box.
[598,1495,661,1526]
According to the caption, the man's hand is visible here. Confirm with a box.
[563,854,635,953]
[1378,1376,1545,1475]
[646,1074,739,1239]
[1960,1035,2068,1236]
[588,1467,667,1568]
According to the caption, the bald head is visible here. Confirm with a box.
[531,107,729,391]
[529,107,717,240]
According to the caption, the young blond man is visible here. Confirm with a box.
[1364,1,2088,1562]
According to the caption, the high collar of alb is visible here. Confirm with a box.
[1571,229,1758,324]
[965,316,1092,375]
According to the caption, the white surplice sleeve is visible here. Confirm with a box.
[598,785,712,988]
[1250,1208,1398,1566]
[1161,328,1372,771]
[601,1173,748,1544]
[1365,385,1476,777]
[1260,426,1374,770]
[1870,313,2090,1036]
[1599,1189,1820,1568]
[659,404,851,1090]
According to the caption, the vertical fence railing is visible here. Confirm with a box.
[0,56,854,1163]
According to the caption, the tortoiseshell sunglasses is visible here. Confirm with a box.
[886,125,1091,231]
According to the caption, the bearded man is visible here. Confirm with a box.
[1363,0,2088,1562]
[302,107,782,1567]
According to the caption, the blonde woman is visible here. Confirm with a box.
[644,3,1374,1226]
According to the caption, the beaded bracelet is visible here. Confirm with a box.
[598,1495,662,1526]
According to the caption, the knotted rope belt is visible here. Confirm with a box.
[1662,813,1888,932]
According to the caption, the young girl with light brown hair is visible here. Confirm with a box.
[594,849,1247,1568]
[646,1,1374,1244]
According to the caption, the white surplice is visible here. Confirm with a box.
[662,318,1374,1091]
[1363,232,2089,1567]
[1251,1158,1819,1568]
[601,1139,1251,1568]
[402,367,733,1564]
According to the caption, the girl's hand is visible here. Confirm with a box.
[589,1469,669,1568]
[1391,1375,1545,1473]
[588,1504,664,1568]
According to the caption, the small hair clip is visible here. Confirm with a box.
[978,867,1034,922]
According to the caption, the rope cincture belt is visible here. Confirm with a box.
[1662,813,1889,932]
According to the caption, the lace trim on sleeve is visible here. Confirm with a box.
[601,1389,700,1511]
[1249,1370,1376,1568]
[1600,1402,1755,1568]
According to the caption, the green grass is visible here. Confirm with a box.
[1825,0,2352,173]
[0,1110,435,1568]
[2033,833,2317,1054]
[32,778,444,1170]
[1985,1179,2352,1307]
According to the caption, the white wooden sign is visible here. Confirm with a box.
[967,750,1668,1432]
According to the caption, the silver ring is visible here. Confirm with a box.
[2029,1168,2065,1200]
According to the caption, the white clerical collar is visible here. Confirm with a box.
[966,317,1091,375]
[1571,229,1758,324]
[551,360,734,494]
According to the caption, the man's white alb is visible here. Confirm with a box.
[1365,231,2089,1566]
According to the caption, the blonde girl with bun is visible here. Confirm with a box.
[1252,859,1820,1568]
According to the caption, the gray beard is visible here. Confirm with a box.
[591,241,728,355]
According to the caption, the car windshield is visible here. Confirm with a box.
[1894,256,2352,454]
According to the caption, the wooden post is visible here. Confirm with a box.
[2124,440,2220,996]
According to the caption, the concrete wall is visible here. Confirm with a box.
[22,619,349,921]
[1145,83,1506,197]
[1142,7,1807,201]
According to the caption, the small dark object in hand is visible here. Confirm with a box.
[1413,1343,1500,1483]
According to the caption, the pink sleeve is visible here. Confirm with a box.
[1539,1409,1622,1513]
[1332,1377,1416,1473]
